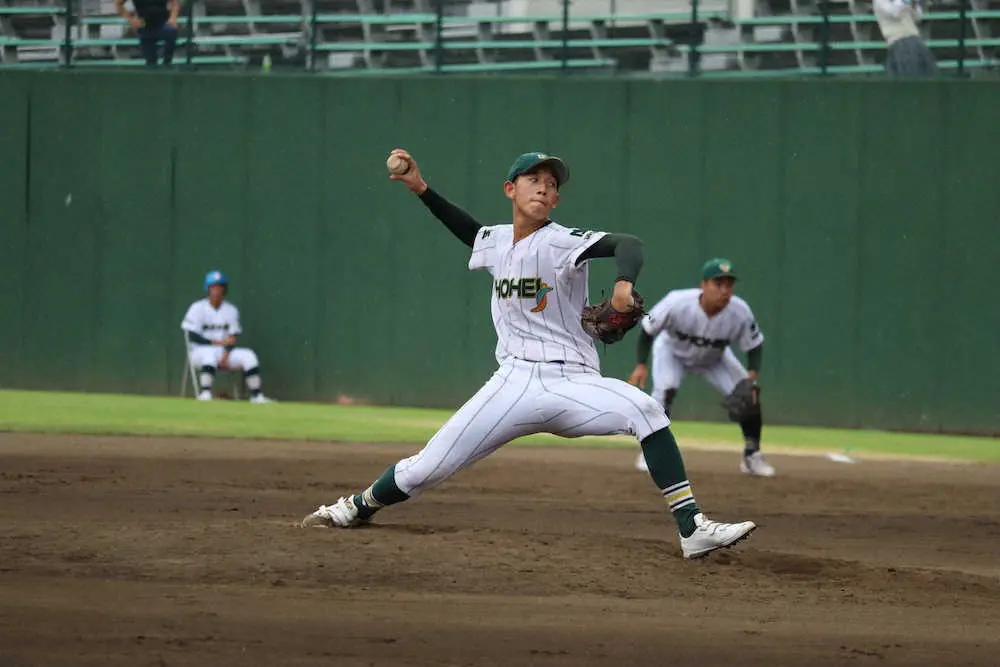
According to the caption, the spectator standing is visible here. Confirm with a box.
[115,0,181,67]
[874,0,938,76]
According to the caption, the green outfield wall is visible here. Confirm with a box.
[1,70,997,434]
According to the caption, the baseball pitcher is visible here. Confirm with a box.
[301,149,757,559]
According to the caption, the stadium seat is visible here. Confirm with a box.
[0,0,996,76]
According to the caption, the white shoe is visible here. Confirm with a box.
[680,513,757,559]
[197,390,212,401]
[300,496,366,528]
[740,451,776,477]
[250,394,275,404]
[635,452,649,472]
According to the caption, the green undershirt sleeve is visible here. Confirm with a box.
[637,328,653,364]
[747,344,763,373]
[186,331,212,345]
[417,187,482,249]
[576,233,645,284]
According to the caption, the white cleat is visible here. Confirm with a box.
[635,451,649,472]
[250,394,275,404]
[680,513,757,559]
[300,496,366,528]
[740,451,776,477]
[197,390,213,401]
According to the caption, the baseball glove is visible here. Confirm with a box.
[721,378,761,422]
[580,289,646,345]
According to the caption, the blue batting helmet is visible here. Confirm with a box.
[204,270,228,293]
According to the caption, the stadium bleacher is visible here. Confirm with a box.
[0,0,997,75]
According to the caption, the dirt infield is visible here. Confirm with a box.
[1,433,997,667]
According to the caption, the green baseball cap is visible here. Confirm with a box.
[702,258,737,281]
[505,152,570,188]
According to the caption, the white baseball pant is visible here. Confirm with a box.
[188,345,259,371]
[651,335,748,406]
[394,358,670,496]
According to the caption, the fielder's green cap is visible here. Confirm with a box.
[505,152,570,187]
[702,258,737,281]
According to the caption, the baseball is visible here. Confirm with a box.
[386,154,410,175]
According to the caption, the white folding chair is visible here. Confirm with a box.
[180,333,244,399]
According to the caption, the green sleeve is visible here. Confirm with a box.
[417,187,482,248]
[186,330,212,345]
[576,233,644,284]
[747,344,763,373]
[636,328,654,364]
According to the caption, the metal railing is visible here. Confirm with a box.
[0,0,997,77]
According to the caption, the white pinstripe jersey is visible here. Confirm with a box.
[469,222,606,370]
[641,288,764,367]
[181,299,242,346]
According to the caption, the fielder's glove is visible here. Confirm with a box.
[721,378,761,422]
[580,289,646,345]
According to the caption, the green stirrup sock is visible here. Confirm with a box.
[640,427,700,538]
[353,465,409,520]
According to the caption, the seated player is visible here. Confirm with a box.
[181,270,273,404]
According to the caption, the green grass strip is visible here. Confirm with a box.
[0,390,996,463]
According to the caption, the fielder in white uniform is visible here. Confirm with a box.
[301,149,757,559]
[181,270,273,403]
[628,259,773,476]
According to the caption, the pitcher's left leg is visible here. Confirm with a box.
[538,368,756,557]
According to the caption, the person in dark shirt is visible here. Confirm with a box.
[115,0,181,66]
